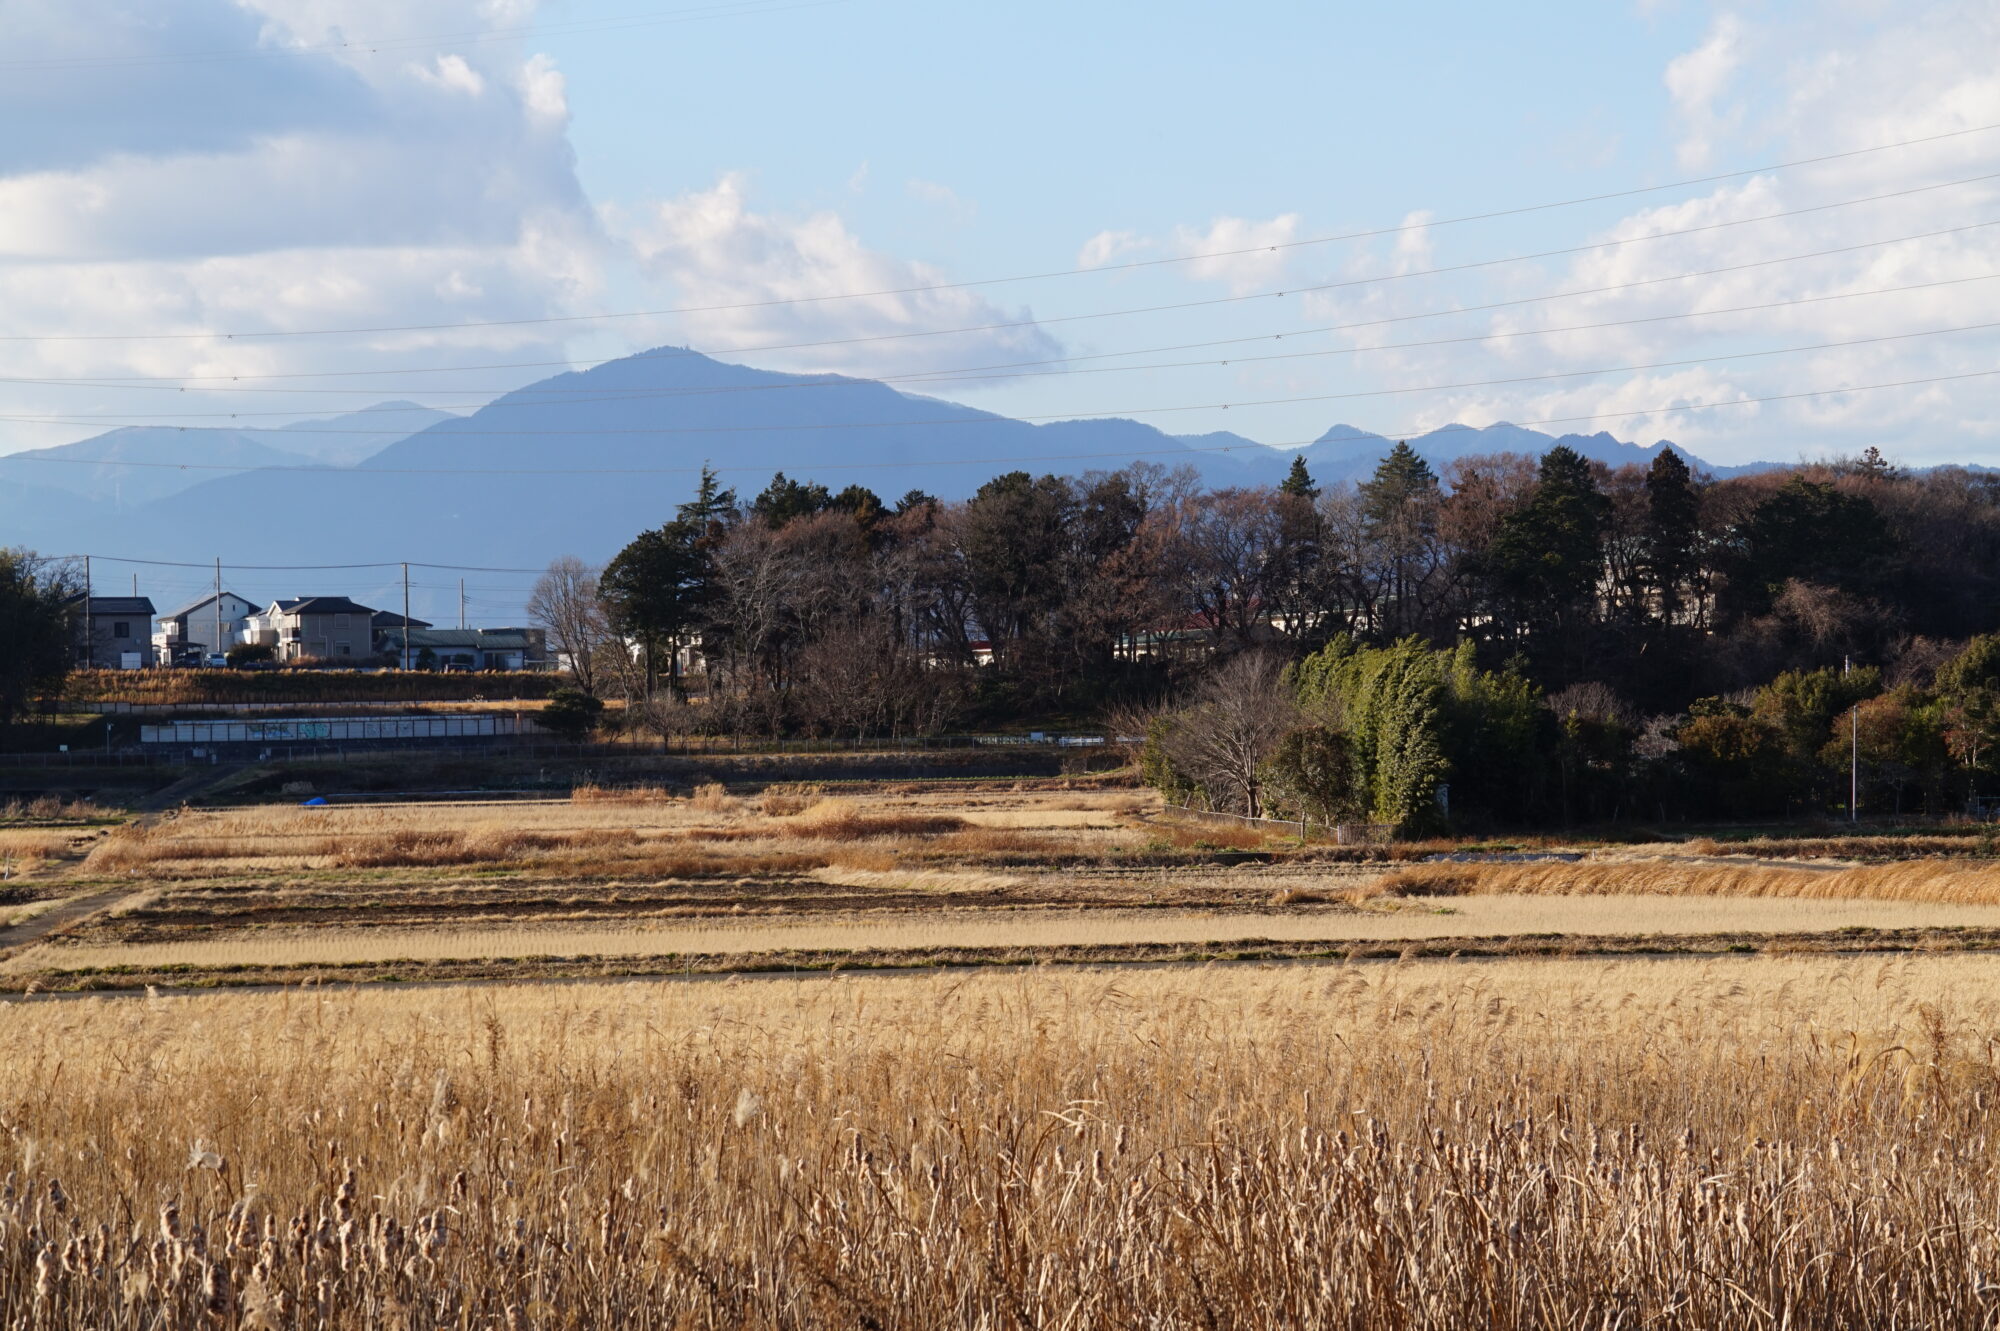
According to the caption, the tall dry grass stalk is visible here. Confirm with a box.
[569,783,671,805]
[8,959,2000,1326]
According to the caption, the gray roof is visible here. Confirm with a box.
[70,595,155,616]
[269,596,377,617]
[381,628,538,650]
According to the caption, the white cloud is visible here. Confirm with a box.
[415,53,486,97]
[906,178,975,224]
[1305,5,2000,466]
[630,173,1063,376]
[1391,211,1435,276]
[0,1,1059,453]
[1076,229,1151,269]
[1172,213,1302,294]
[1076,213,1302,291]
[1664,13,1743,167]
[518,52,568,122]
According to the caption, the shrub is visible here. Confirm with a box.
[538,688,606,742]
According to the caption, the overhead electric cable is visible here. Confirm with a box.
[16,265,2000,422]
[5,163,1997,345]
[11,316,1992,437]
[13,213,1993,401]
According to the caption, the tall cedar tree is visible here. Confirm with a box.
[599,467,737,693]
[1358,443,1442,641]
[1641,448,1701,625]
[1484,446,1610,679]
[1279,455,1319,498]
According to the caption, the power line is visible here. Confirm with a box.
[15,262,2000,424]
[16,214,1991,397]
[72,556,550,574]
[6,162,1997,346]
[22,365,2000,482]
[13,316,1991,439]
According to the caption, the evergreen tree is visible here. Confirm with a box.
[751,472,832,528]
[0,550,75,728]
[676,464,738,528]
[1727,476,1895,619]
[1358,443,1436,527]
[1279,454,1319,499]
[1642,448,1701,625]
[1484,445,1609,657]
[829,484,887,537]
[601,471,738,695]
[1853,445,1900,482]
[1357,443,1442,641]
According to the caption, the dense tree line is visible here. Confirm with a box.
[539,441,2000,826]
[0,549,77,728]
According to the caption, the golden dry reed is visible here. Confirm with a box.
[9,958,2000,1327]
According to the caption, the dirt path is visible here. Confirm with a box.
[0,766,242,961]
[0,885,134,957]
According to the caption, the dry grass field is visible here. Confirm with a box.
[16,783,2000,1322]
[9,957,2000,1326]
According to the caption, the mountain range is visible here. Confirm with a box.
[0,347,1775,621]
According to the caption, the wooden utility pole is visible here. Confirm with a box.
[82,554,92,668]
[401,562,412,670]
[1845,655,1859,824]
[214,558,223,666]
[459,578,466,630]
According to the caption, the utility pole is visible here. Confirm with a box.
[1846,654,1858,824]
[401,562,412,671]
[459,577,466,630]
[82,554,92,669]
[214,558,223,667]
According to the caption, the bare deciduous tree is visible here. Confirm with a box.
[1159,652,1299,816]
[528,556,615,697]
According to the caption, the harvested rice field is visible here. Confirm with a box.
[13,779,2000,991]
[19,893,2000,973]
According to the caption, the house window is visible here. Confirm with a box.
[336,643,351,656]
[113,622,130,638]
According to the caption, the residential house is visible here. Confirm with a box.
[68,595,157,669]
[376,627,549,672]
[245,597,379,662]
[154,591,258,665]
[371,611,433,660]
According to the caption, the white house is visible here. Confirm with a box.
[154,591,258,665]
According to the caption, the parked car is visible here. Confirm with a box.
[205,654,229,668]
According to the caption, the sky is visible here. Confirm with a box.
[3,0,2000,480]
